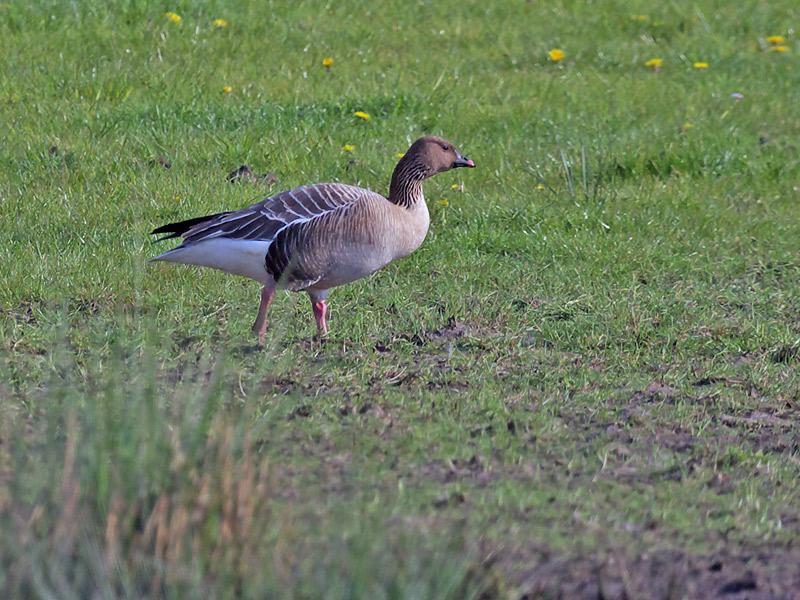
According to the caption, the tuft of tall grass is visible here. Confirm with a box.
[0,337,495,599]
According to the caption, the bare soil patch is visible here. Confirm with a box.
[509,546,800,600]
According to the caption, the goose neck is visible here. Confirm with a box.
[389,157,428,208]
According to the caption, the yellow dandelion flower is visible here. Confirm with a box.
[395,152,405,159]
[322,57,334,67]
[222,85,233,93]
[681,122,694,131]
[437,199,449,207]
[536,183,546,190]
[164,11,182,25]
[645,58,663,69]
[692,61,709,69]
[451,183,462,191]
[342,144,355,152]
[631,15,649,22]
[353,111,370,121]
[548,48,565,62]
[769,45,789,53]
[766,35,785,45]
[212,18,227,28]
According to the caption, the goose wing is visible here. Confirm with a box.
[176,183,371,244]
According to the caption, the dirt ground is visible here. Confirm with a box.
[506,546,800,600]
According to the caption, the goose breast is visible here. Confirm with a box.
[276,195,429,291]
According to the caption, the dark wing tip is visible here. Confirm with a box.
[150,211,232,239]
[151,232,181,242]
[150,224,178,236]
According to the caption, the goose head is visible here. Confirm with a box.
[403,136,475,176]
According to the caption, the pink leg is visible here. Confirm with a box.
[311,299,329,336]
[251,286,275,344]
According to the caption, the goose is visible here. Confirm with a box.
[151,136,475,341]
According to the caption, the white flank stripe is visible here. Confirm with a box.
[152,239,273,283]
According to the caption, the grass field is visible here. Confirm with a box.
[2,0,800,597]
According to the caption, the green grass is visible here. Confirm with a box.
[2,0,800,597]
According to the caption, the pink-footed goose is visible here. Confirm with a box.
[151,136,475,341]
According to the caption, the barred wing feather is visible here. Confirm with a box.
[181,183,370,245]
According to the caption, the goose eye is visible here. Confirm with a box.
[442,144,450,151]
